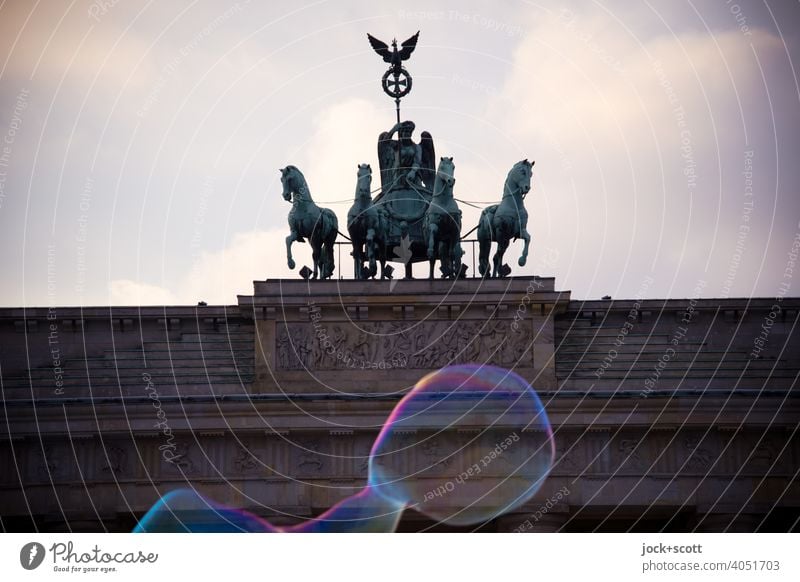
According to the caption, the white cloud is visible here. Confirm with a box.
[106,98,393,306]
[484,6,786,299]
[109,228,307,305]
[181,229,298,304]
[6,2,797,306]
[109,279,176,305]
[297,98,389,203]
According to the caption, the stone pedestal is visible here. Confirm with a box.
[239,276,570,396]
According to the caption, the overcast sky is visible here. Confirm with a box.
[0,0,798,306]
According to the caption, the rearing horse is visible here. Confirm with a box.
[424,157,462,279]
[347,163,389,279]
[478,159,534,278]
[281,165,338,280]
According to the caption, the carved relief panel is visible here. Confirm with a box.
[276,317,533,371]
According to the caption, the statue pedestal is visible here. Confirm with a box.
[238,276,570,396]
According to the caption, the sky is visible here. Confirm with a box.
[0,0,798,306]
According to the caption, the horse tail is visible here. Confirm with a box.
[321,209,338,243]
[321,209,338,278]
[477,205,497,277]
[478,215,491,277]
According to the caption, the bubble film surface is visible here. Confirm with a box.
[134,487,403,533]
[135,365,553,532]
[369,364,554,526]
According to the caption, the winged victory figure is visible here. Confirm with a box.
[376,120,436,193]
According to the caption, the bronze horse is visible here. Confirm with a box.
[347,164,389,279]
[281,165,338,280]
[477,159,534,278]
[424,157,462,279]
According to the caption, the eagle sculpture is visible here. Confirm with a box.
[367,31,420,75]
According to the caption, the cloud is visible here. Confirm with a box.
[483,6,788,299]
[0,2,157,92]
[181,229,297,304]
[493,8,782,148]
[6,2,799,306]
[109,228,305,305]
[297,97,389,202]
[109,279,176,305]
[105,96,393,307]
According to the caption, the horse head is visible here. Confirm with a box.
[355,163,372,199]
[281,166,305,202]
[504,159,534,198]
[436,156,456,189]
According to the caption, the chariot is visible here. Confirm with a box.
[280,31,533,281]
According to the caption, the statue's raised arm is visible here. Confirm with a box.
[376,121,436,193]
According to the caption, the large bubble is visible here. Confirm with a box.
[134,487,403,533]
[369,364,554,526]
[135,365,554,532]
[134,489,278,533]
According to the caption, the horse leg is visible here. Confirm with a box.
[378,241,388,280]
[447,240,456,279]
[443,239,456,279]
[478,233,491,278]
[427,222,438,280]
[495,237,510,277]
[454,237,466,278]
[286,231,298,270]
[437,240,446,278]
[323,240,335,280]
[311,243,320,280]
[427,222,437,259]
[519,227,531,267]
[366,228,377,279]
[450,238,461,279]
[319,212,336,280]
[352,243,361,279]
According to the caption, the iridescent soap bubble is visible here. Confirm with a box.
[134,487,403,533]
[134,489,278,533]
[368,364,554,526]
[135,365,554,533]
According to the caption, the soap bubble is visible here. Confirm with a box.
[134,487,403,533]
[368,364,554,526]
[134,489,277,533]
[135,365,554,532]
[286,487,404,533]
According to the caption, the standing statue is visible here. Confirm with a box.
[376,120,436,194]
[280,165,338,280]
[477,159,534,278]
[347,163,390,280]
[370,120,438,274]
[424,157,462,279]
